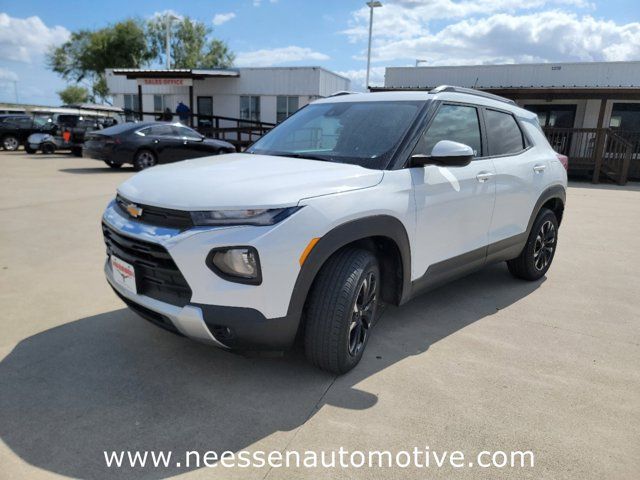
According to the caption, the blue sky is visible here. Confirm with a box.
[1,0,639,105]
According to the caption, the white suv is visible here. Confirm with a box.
[102,86,567,374]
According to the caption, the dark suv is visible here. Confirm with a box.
[0,114,54,151]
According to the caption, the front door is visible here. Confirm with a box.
[197,97,213,129]
[411,103,496,279]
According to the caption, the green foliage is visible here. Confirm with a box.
[47,15,235,103]
[147,14,235,69]
[47,19,154,102]
[57,85,90,104]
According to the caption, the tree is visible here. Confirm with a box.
[47,19,154,103]
[57,85,89,104]
[147,14,234,69]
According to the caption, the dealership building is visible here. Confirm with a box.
[374,61,640,184]
[105,67,350,126]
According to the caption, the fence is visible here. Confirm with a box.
[543,127,640,185]
[124,110,276,150]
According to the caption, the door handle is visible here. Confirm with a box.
[533,164,547,173]
[183,140,188,145]
[476,172,494,183]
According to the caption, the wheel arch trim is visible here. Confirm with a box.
[286,215,412,323]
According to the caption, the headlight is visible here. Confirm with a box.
[190,206,302,226]
[206,247,262,285]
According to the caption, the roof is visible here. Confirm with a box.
[111,68,239,79]
[312,90,536,119]
[62,103,123,113]
[384,61,640,90]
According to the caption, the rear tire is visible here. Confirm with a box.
[2,136,19,151]
[304,248,380,374]
[133,149,157,171]
[71,147,83,157]
[507,208,559,281]
[25,145,37,154]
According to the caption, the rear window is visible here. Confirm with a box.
[485,109,525,156]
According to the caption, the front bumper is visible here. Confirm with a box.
[102,200,304,349]
[105,260,227,347]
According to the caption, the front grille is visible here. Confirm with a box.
[116,195,193,230]
[111,286,184,336]
[103,222,192,307]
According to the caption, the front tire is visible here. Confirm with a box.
[507,208,559,281]
[2,136,20,151]
[133,149,157,171]
[104,160,122,169]
[41,143,56,155]
[25,145,37,154]
[304,248,380,374]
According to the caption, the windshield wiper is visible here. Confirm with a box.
[260,151,332,162]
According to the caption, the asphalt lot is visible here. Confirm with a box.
[0,150,639,479]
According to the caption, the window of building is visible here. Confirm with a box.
[276,96,299,123]
[524,104,576,128]
[123,94,139,112]
[240,96,260,122]
[415,104,482,157]
[609,103,640,131]
[484,109,525,156]
[153,95,172,112]
[123,94,140,121]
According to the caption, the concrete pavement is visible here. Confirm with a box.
[0,151,639,479]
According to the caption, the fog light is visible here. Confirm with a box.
[207,247,262,285]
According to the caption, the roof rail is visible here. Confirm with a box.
[429,85,516,105]
[328,90,360,97]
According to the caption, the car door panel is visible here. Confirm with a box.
[411,159,496,279]
[409,102,497,279]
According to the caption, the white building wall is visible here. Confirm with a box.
[385,61,640,89]
[105,67,350,124]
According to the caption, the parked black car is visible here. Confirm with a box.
[83,122,236,170]
[27,114,115,156]
[0,114,55,151]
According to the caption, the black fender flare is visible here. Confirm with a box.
[525,185,566,237]
[285,215,412,325]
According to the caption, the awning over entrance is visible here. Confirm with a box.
[111,69,240,126]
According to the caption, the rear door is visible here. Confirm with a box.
[485,108,551,246]
[411,103,497,277]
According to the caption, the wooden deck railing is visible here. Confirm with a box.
[543,127,640,185]
[123,110,276,150]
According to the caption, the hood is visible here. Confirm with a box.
[117,153,383,210]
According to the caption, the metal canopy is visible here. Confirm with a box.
[112,69,239,80]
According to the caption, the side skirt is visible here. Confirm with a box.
[407,233,527,301]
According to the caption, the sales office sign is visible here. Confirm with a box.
[136,78,193,87]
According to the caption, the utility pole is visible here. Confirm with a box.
[165,14,179,69]
[365,1,382,89]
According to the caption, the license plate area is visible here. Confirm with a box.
[110,255,137,294]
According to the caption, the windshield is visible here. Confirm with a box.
[247,100,424,169]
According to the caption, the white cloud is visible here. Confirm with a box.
[365,11,640,65]
[336,67,386,91]
[252,0,278,6]
[235,46,330,67]
[0,13,70,63]
[342,0,594,41]
[212,12,236,26]
[0,67,19,82]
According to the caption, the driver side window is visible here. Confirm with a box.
[414,104,482,157]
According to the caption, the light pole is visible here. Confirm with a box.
[165,14,179,69]
[365,1,382,89]
[415,59,427,67]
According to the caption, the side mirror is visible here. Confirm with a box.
[411,140,474,167]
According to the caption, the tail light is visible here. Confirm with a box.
[104,136,121,146]
[556,153,568,171]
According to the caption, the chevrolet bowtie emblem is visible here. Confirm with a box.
[126,203,143,218]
